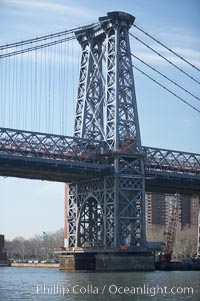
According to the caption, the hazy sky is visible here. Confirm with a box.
[0,0,199,240]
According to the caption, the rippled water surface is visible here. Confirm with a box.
[0,267,199,300]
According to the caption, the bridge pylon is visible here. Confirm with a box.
[60,12,158,271]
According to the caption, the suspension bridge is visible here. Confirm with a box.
[0,11,200,270]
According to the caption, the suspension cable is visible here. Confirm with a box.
[133,24,200,72]
[132,64,200,114]
[0,36,75,59]
[129,32,200,85]
[0,22,99,50]
[131,53,200,102]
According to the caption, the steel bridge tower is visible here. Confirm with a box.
[61,12,158,270]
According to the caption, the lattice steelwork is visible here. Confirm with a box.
[143,146,200,180]
[74,28,105,140]
[66,12,146,250]
[0,127,199,182]
[0,127,106,163]
[0,127,111,182]
[101,13,141,151]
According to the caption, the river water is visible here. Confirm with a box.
[0,267,199,300]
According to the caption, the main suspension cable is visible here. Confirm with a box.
[129,32,200,85]
[0,22,99,50]
[132,64,200,114]
[0,36,75,59]
[133,24,200,72]
[131,53,200,102]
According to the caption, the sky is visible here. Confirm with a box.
[0,0,199,240]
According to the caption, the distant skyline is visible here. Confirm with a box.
[0,0,199,240]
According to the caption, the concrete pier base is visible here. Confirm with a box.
[95,253,155,271]
[59,252,155,271]
[59,254,96,270]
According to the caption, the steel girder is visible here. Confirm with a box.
[67,12,146,249]
[115,153,146,246]
[143,146,200,180]
[102,13,141,151]
[66,155,146,248]
[66,178,115,248]
[74,30,105,140]
[0,127,106,165]
[0,127,199,181]
[102,13,146,247]
[74,12,141,150]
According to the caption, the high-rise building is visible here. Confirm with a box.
[146,193,168,225]
[146,193,199,228]
[190,196,199,226]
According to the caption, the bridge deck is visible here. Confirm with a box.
[0,127,199,192]
[0,154,111,182]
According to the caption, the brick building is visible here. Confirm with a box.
[146,192,199,228]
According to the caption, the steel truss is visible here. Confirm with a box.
[67,12,146,249]
[0,127,199,182]
[0,127,111,181]
[144,146,200,180]
[102,13,141,151]
[74,28,105,140]
[0,127,105,165]
[66,154,146,248]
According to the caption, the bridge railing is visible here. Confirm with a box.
[1,127,200,179]
[143,146,200,178]
[0,127,107,165]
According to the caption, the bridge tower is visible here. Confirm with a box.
[61,12,156,270]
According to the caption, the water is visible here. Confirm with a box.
[0,267,199,301]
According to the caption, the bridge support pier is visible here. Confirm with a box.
[59,253,96,270]
[59,252,155,271]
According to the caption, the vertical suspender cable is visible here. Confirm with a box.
[64,37,69,135]
[3,56,7,126]
[30,42,33,128]
[34,45,38,131]
[18,45,23,128]
[44,44,47,132]
[61,40,65,135]
[7,55,12,127]
[52,43,56,133]
[11,54,16,128]
[59,41,63,134]
[48,39,52,133]
[25,50,29,130]
[38,46,42,131]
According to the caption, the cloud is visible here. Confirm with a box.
[131,37,200,68]
[157,30,200,48]
[133,48,200,68]
[130,23,200,69]
[3,0,99,19]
